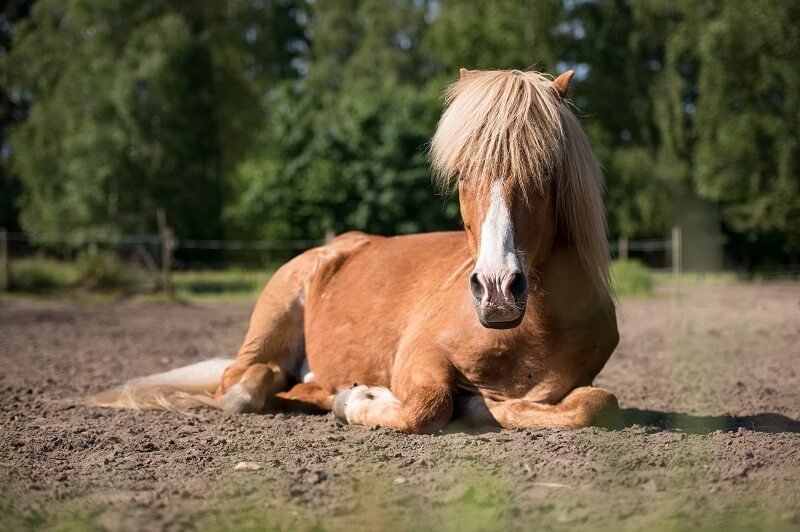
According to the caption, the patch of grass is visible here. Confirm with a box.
[3,256,272,300]
[611,259,654,297]
[171,269,273,302]
[8,256,79,292]
[6,252,149,294]
[652,270,737,285]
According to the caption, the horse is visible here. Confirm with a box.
[90,68,620,434]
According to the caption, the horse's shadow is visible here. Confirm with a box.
[620,408,800,434]
[443,408,800,435]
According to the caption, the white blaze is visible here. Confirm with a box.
[474,182,522,276]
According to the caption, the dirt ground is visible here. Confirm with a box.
[1,282,799,531]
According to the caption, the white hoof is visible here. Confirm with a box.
[220,382,261,413]
[332,385,399,426]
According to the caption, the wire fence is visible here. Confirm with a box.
[0,225,685,294]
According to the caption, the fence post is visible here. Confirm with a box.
[0,228,8,292]
[157,209,173,296]
[618,236,628,261]
[671,226,682,279]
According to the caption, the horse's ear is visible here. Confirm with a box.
[552,70,575,99]
[459,68,472,80]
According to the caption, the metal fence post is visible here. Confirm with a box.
[618,236,628,261]
[671,226,682,279]
[157,209,173,296]
[0,228,8,292]
[162,227,173,296]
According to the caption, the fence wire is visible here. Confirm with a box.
[0,230,682,276]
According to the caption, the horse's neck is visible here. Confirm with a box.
[531,243,611,325]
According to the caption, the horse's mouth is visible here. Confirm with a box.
[476,304,526,329]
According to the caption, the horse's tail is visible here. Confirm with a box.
[87,358,232,412]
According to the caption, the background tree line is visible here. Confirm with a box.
[2,0,798,270]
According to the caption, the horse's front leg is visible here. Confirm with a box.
[332,355,454,434]
[462,386,620,429]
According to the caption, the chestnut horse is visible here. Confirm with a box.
[91,68,620,433]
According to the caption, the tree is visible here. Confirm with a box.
[227,0,459,242]
[688,1,800,266]
[6,0,305,240]
[0,0,35,232]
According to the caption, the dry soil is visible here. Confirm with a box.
[1,283,799,531]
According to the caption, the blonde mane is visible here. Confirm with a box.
[430,69,611,295]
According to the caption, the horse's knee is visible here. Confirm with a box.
[218,363,285,414]
[398,411,451,434]
[398,389,454,434]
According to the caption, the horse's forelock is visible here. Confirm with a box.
[430,69,611,296]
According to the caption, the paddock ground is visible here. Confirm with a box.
[1,282,799,531]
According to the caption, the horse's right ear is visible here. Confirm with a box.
[460,68,472,80]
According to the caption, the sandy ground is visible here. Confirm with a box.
[1,283,799,531]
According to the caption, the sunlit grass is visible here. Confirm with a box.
[5,252,149,293]
[653,270,737,285]
[7,256,80,292]
[171,269,273,302]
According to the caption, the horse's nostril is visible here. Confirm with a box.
[469,272,484,301]
[508,272,528,301]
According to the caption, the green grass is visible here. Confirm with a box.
[652,270,737,285]
[611,259,655,297]
[8,256,80,292]
[171,269,273,302]
[2,255,274,302]
[5,252,148,294]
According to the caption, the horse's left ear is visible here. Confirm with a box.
[552,70,575,100]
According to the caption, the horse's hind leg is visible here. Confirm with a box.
[216,232,371,413]
[461,386,620,429]
[214,251,312,413]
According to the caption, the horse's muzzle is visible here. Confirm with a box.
[470,270,528,329]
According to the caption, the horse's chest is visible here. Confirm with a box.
[456,340,586,402]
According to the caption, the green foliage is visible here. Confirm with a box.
[5,0,305,240]
[611,259,654,297]
[424,0,563,75]
[689,1,800,263]
[226,82,457,240]
[0,1,33,232]
[74,248,141,289]
[3,0,799,269]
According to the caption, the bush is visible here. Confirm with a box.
[74,249,140,290]
[611,259,654,297]
[8,256,79,292]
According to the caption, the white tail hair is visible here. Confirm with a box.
[87,358,232,412]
